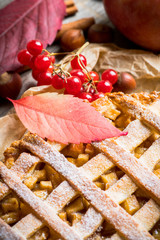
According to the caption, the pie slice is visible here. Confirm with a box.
[1,91,160,240]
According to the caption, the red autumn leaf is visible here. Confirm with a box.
[0,0,66,74]
[9,93,126,144]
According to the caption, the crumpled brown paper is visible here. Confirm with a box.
[0,43,160,159]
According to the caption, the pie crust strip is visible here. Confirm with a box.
[134,199,160,231]
[13,213,44,239]
[20,134,154,240]
[13,153,114,238]
[73,137,160,238]
[14,117,158,238]
[13,117,152,237]
[95,139,160,205]
[74,198,160,240]
[1,95,160,239]
[115,119,151,152]
[0,153,39,200]
[108,199,160,240]
[46,153,114,211]
[109,94,160,133]
[0,162,81,240]
[11,114,160,239]
[0,218,25,240]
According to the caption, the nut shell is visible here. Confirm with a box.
[88,24,113,43]
[60,29,85,51]
[0,72,22,99]
[114,72,136,93]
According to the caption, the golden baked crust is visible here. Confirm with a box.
[1,91,160,240]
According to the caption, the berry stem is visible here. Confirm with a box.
[43,49,49,52]
[76,42,89,55]
[50,52,74,56]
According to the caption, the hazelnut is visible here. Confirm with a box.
[0,72,22,99]
[114,72,136,93]
[88,24,113,43]
[60,29,85,51]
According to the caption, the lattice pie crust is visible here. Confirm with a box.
[1,91,160,240]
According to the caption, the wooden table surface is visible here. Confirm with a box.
[0,0,138,117]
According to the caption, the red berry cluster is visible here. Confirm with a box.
[18,40,118,102]
[18,40,55,86]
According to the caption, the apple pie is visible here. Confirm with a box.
[1,91,160,240]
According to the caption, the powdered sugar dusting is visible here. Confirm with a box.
[107,174,137,204]
[73,206,103,238]
[85,133,160,238]
[13,213,43,238]
[47,180,76,211]
[0,217,25,240]
[1,92,160,239]
[20,134,154,240]
[116,120,151,152]
[11,150,116,238]
[11,152,39,179]
[100,140,160,205]
[0,181,9,200]
[0,162,81,240]
[82,153,113,180]
[111,93,160,134]
[134,199,160,230]
[140,137,160,170]
[0,152,40,201]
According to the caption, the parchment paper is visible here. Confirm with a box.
[0,43,160,159]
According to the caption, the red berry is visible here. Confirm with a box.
[80,85,85,92]
[43,52,55,63]
[64,76,82,95]
[47,65,54,73]
[93,92,105,101]
[50,55,55,64]
[70,69,86,84]
[97,80,112,93]
[79,92,93,102]
[89,71,99,83]
[52,75,64,89]
[32,68,41,81]
[34,55,51,71]
[17,49,32,65]
[27,40,43,56]
[102,69,118,85]
[38,72,53,85]
[71,54,87,70]
[74,86,85,97]
[89,87,96,94]
[29,56,37,69]
[64,89,68,94]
